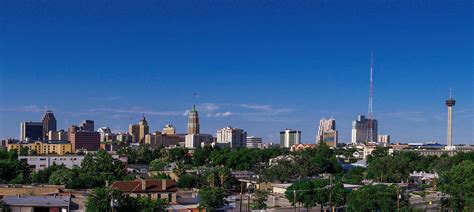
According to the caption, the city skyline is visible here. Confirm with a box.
[0,1,472,144]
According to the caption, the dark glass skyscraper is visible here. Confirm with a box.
[42,110,57,139]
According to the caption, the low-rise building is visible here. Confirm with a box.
[19,155,84,171]
[246,136,263,149]
[3,195,70,212]
[290,144,318,152]
[111,179,178,203]
[8,140,72,155]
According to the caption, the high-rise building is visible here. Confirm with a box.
[187,105,200,134]
[351,115,378,145]
[445,94,456,149]
[42,111,57,139]
[246,136,263,149]
[128,116,149,143]
[68,125,100,152]
[185,134,214,148]
[316,118,338,147]
[162,124,176,135]
[216,126,247,148]
[280,129,301,148]
[20,121,43,141]
[80,120,95,132]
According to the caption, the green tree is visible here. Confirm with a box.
[81,150,126,186]
[85,188,139,212]
[18,146,29,156]
[198,186,226,211]
[251,189,269,210]
[149,158,168,171]
[49,168,76,186]
[137,196,168,212]
[439,160,474,210]
[177,174,198,188]
[347,184,407,211]
[31,164,66,183]
[172,162,186,178]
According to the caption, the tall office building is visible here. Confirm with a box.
[216,126,247,148]
[280,129,301,148]
[128,116,149,143]
[42,111,57,139]
[80,120,95,132]
[351,115,378,145]
[316,118,338,147]
[20,122,43,141]
[187,105,200,134]
[162,124,176,135]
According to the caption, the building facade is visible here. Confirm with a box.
[187,105,200,134]
[8,140,72,155]
[280,129,301,148]
[20,122,43,141]
[129,116,149,143]
[378,134,390,144]
[246,136,263,149]
[68,126,100,152]
[216,126,247,148]
[351,115,378,145]
[80,120,95,132]
[145,132,180,148]
[316,118,338,147]
[162,124,176,135]
[48,130,67,141]
[41,111,57,140]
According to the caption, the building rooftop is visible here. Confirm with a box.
[111,179,177,193]
[3,195,70,207]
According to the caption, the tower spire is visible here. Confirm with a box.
[367,51,375,143]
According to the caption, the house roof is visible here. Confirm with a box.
[3,195,70,207]
[111,179,177,193]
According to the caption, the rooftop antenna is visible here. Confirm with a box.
[367,51,375,143]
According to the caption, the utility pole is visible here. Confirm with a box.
[240,181,244,212]
[293,190,297,212]
[397,187,400,212]
[329,174,333,212]
[247,195,250,212]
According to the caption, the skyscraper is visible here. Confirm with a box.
[351,115,378,145]
[280,129,301,148]
[187,105,200,134]
[128,116,149,143]
[42,111,57,139]
[316,118,338,147]
[445,93,456,149]
[216,126,247,148]
[20,121,43,141]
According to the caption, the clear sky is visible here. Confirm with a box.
[0,0,472,144]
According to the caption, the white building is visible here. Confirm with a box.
[279,129,301,148]
[185,134,214,149]
[19,155,84,172]
[216,126,247,148]
[316,118,338,147]
[246,136,263,149]
[98,127,113,142]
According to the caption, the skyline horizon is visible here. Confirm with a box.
[1,1,472,144]
[2,91,470,145]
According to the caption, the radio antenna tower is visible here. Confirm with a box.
[367,51,375,143]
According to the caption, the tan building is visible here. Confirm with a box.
[8,140,72,155]
[187,105,199,134]
[129,116,149,143]
[162,124,176,135]
[145,132,180,148]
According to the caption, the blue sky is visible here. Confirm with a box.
[0,0,472,144]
